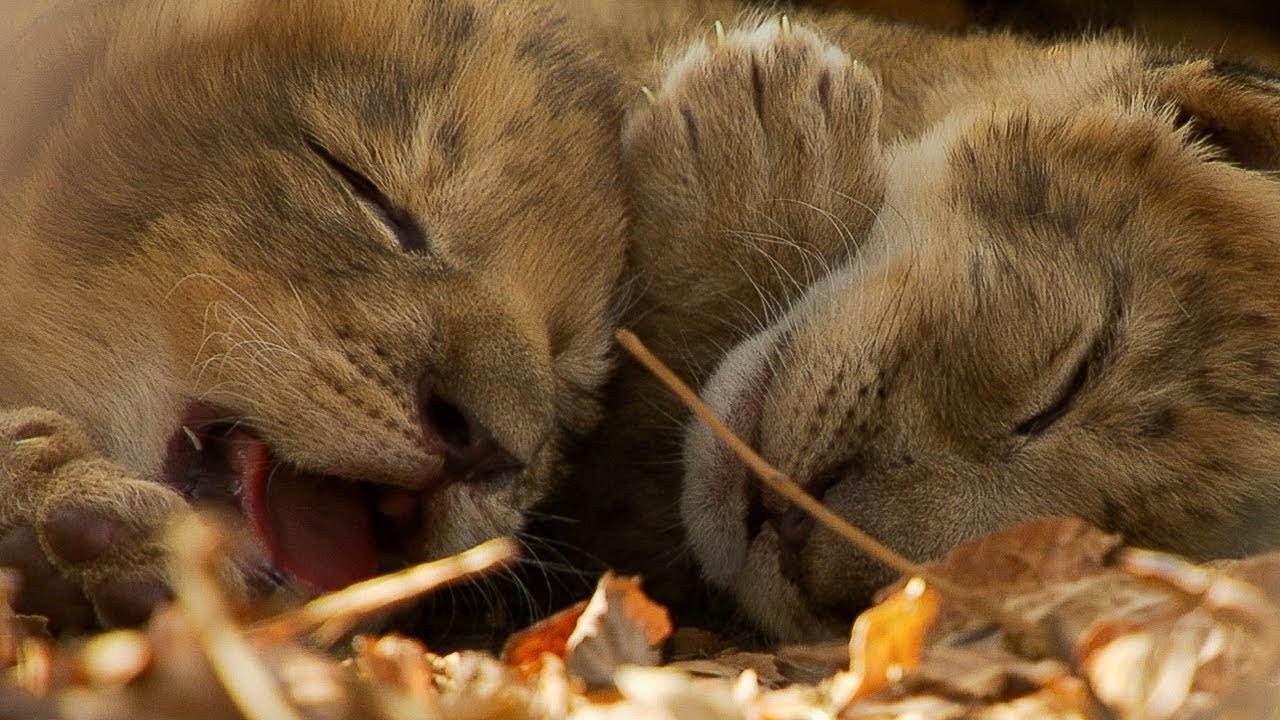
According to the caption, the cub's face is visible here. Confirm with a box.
[683,89,1280,640]
[2,0,626,591]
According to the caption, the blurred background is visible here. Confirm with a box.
[810,0,1280,67]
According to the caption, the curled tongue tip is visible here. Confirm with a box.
[225,430,378,592]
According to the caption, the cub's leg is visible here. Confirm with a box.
[547,16,889,618]
[0,408,187,630]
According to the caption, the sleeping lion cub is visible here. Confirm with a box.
[559,4,1280,640]
[0,0,626,630]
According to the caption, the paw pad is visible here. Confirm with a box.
[42,506,119,564]
[91,576,173,628]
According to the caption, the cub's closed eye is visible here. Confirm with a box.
[1014,352,1089,437]
[1014,297,1120,438]
[305,139,429,254]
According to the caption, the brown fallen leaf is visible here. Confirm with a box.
[565,573,673,689]
[876,516,1124,637]
[500,600,589,683]
[351,633,437,707]
[1075,549,1280,720]
[1210,551,1280,603]
[668,652,786,687]
[856,534,1280,720]
[844,577,941,700]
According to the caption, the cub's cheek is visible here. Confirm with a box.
[681,408,761,588]
[680,466,751,590]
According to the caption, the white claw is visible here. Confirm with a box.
[713,20,726,45]
[182,425,204,452]
[640,85,656,104]
[780,14,792,37]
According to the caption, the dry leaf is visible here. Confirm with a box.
[927,516,1122,591]
[500,600,589,682]
[844,577,940,700]
[0,507,1273,720]
[351,633,436,706]
[1072,549,1280,720]
[1210,551,1280,603]
[565,573,673,689]
[668,652,785,686]
[874,517,1123,637]
[852,533,1280,720]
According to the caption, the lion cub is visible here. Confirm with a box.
[0,0,626,630]
[566,6,1280,640]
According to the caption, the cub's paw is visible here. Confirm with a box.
[623,15,886,290]
[0,408,185,631]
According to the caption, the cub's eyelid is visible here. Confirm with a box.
[304,139,429,255]
[1013,351,1090,437]
[1014,317,1115,438]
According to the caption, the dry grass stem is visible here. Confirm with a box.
[614,329,978,602]
[252,536,519,646]
[78,631,151,687]
[168,516,306,720]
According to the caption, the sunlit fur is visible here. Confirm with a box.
[558,3,1280,641]
[0,0,626,618]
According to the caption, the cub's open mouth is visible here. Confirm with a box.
[160,404,426,593]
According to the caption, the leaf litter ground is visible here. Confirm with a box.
[0,331,1275,719]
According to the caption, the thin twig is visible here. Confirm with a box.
[168,516,306,720]
[252,537,519,646]
[615,329,984,608]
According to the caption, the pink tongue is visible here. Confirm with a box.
[225,431,377,592]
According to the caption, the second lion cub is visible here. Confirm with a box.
[561,4,1280,641]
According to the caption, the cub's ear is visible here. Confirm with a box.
[1149,58,1280,171]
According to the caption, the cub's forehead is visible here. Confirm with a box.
[945,114,1144,249]
[103,0,618,138]
[880,98,1280,313]
[884,103,1199,263]
[24,0,622,268]
[114,0,479,52]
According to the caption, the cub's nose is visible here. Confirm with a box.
[419,388,522,484]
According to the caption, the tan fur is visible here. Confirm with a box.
[0,0,627,625]
[555,5,1280,640]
